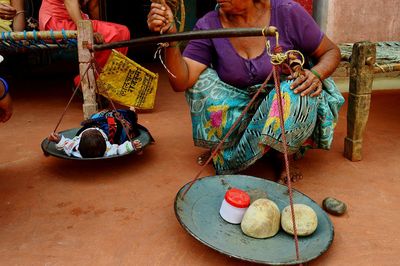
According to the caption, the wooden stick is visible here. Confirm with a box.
[77,20,98,119]
[92,27,278,51]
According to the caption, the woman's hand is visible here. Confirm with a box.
[147,0,176,34]
[289,69,322,97]
[48,133,61,143]
[93,32,104,44]
[0,3,16,20]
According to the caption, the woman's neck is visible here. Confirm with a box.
[220,0,270,27]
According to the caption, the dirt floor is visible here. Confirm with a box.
[0,64,399,265]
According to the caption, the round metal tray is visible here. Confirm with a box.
[41,127,152,160]
[175,175,334,265]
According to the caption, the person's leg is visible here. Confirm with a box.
[42,18,130,86]
[90,20,130,67]
[270,149,303,184]
[197,149,212,166]
[40,17,82,86]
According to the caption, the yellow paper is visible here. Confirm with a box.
[97,50,158,109]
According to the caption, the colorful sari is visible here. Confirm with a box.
[185,68,344,174]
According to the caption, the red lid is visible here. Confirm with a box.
[225,188,250,208]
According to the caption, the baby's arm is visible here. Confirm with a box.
[48,133,77,153]
[131,140,142,151]
[47,132,80,157]
[116,140,142,155]
[48,132,61,143]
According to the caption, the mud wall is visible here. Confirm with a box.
[314,0,400,43]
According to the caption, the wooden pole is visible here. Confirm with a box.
[92,27,278,51]
[77,20,98,119]
[344,41,376,161]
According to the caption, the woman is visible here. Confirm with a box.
[39,0,130,85]
[147,0,344,181]
[0,0,25,32]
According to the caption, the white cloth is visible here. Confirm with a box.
[55,129,135,158]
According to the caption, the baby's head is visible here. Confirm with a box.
[78,128,107,158]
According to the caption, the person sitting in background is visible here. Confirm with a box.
[38,0,130,86]
[47,108,152,158]
[0,0,25,32]
[0,76,12,122]
[147,0,344,182]
[0,55,12,123]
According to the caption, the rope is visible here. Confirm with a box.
[46,45,138,153]
[166,0,185,32]
[44,61,95,151]
[90,59,137,146]
[154,42,177,78]
[180,35,303,264]
[272,62,301,263]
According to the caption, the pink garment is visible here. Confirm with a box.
[39,0,130,85]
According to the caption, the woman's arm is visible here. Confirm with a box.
[310,35,341,80]
[65,0,103,43]
[147,1,206,92]
[64,0,84,25]
[290,35,341,97]
[10,0,24,31]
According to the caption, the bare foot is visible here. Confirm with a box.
[197,150,212,166]
[272,151,303,184]
[279,162,303,184]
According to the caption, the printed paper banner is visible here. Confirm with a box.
[97,50,158,109]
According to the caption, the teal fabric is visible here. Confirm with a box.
[185,68,344,174]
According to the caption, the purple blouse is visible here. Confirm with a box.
[182,0,324,88]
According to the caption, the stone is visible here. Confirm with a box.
[322,197,347,216]
[281,204,318,236]
[241,198,280,239]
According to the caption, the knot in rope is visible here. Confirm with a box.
[154,42,177,78]
[270,51,287,65]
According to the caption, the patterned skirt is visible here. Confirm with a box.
[185,68,344,174]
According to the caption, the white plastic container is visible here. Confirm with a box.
[219,188,250,224]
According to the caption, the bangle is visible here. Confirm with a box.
[15,10,25,16]
[0,77,9,100]
[166,42,179,49]
[310,69,322,80]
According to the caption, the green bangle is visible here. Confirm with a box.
[310,69,322,80]
[166,42,180,49]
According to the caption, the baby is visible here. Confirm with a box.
[48,108,150,158]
